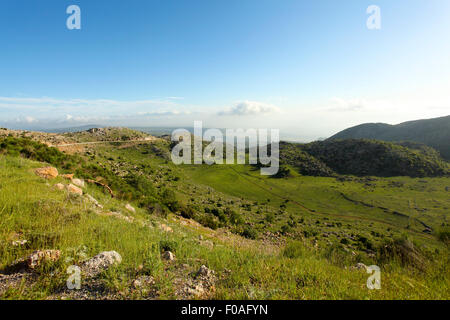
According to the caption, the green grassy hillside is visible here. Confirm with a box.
[302,139,449,177]
[279,139,449,178]
[0,130,449,300]
[328,115,450,160]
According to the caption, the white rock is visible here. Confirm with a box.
[54,183,65,191]
[11,240,28,247]
[132,275,155,289]
[72,178,85,188]
[160,224,173,233]
[81,251,122,277]
[67,184,83,196]
[355,262,367,270]
[162,251,175,261]
[197,265,213,277]
[187,284,205,296]
[85,194,103,208]
[202,240,214,249]
[125,203,136,213]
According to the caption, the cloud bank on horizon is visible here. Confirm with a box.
[1,93,449,141]
[218,101,281,116]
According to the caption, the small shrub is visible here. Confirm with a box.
[281,224,293,235]
[180,205,195,219]
[198,215,220,230]
[241,226,258,239]
[436,227,450,245]
[159,240,178,253]
[160,189,180,212]
[229,211,244,225]
[265,213,275,223]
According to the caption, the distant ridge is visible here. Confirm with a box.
[328,115,450,160]
[44,124,104,133]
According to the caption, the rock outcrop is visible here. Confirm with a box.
[81,251,122,278]
[35,167,59,179]
[3,250,61,273]
[67,184,83,196]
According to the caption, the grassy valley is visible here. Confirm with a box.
[0,127,449,300]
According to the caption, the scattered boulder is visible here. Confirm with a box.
[81,251,122,278]
[161,251,176,261]
[125,204,136,213]
[85,194,103,209]
[35,167,58,179]
[354,263,367,270]
[27,250,61,269]
[62,174,74,180]
[201,240,214,249]
[54,183,65,191]
[132,275,155,289]
[196,265,214,278]
[11,240,28,247]
[67,184,83,196]
[178,265,216,298]
[186,284,205,297]
[101,211,134,223]
[72,178,85,188]
[3,250,61,273]
[160,224,173,233]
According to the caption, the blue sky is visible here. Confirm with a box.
[0,0,449,140]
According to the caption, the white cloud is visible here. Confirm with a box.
[0,96,189,124]
[25,116,36,123]
[137,110,191,117]
[327,97,366,112]
[219,101,281,116]
[1,92,448,141]
[0,96,179,113]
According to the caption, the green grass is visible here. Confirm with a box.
[1,134,449,300]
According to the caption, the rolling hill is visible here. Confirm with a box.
[328,115,450,160]
[1,127,449,299]
[279,139,449,178]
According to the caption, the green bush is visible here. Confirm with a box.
[265,213,275,223]
[160,189,180,212]
[436,227,450,245]
[229,211,244,225]
[179,205,195,219]
[159,240,178,253]
[198,215,220,230]
[241,226,258,239]
[0,137,77,169]
[281,224,293,235]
